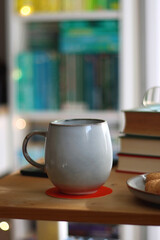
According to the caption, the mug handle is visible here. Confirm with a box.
[22,130,47,171]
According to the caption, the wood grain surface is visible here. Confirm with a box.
[0,168,159,225]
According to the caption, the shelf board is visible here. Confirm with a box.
[16,10,121,22]
[14,110,120,123]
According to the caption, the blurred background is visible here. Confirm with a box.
[0,0,160,239]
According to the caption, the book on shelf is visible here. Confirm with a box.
[108,0,119,9]
[119,134,160,157]
[59,53,118,110]
[27,22,58,51]
[83,0,97,11]
[117,153,160,174]
[27,20,119,54]
[47,52,60,109]
[38,0,61,12]
[16,0,119,14]
[59,20,119,54]
[16,51,60,111]
[83,53,118,110]
[33,51,48,110]
[15,51,119,111]
[15,21,119,111]
[16,51,34,110]
[122,106,160,137]
[84,54,97,109]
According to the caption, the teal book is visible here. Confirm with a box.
[47,52,60,110]
[76,54,84,103]
[59,32,118,53]
[95,20,118,32]
[33,51,49,110]
[102,54,112,109]
[84,54,99,109]
[16,51,34,111]
[59,20,119,53]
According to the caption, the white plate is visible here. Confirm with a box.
[127,174,160,205]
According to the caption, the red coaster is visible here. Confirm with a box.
[46,186,112,199]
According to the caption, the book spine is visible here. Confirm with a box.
[108,0,119,9]
[72,0,83,11]
[16,0,35,14]
[59,33,119,54]
[83,54,95,109]
[16,0,120,12]
[47,0,61,12]
[33,51,48,110]
[76,54,84,103]
[91,54,103,110]
[102,54,111,109]
[27,22,58,51]
[59,54,66,108]
[47,52,60,110]
[96,0,108,10]
[59,21,119,54]
[68,54,77,103]
[16,51,34,111]
[118,153,160,160]
[110,53,119,109]
[62,0,73,11]
[83,0,96,11]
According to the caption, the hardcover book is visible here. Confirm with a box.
[117,153,160,174]
[119,135,160,157]
[122,106,160,137]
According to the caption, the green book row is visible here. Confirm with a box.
[15,51,119,111]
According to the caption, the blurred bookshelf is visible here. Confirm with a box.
[6,0,125,171]
[6,0,141,174]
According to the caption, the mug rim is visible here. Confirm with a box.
[50,118,106,127]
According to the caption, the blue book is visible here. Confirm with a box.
[33,51,49,110]
[84,54,100,109]
[59,32,118,53]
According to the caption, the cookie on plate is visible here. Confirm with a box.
[145,179,160,195]
[146,172,160,183]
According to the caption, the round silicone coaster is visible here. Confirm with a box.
[46,186,112,199]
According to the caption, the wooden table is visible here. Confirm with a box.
[0,168,159,226]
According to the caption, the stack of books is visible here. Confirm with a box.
[117,106,160,173]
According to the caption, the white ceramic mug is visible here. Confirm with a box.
[22,119,113,195]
